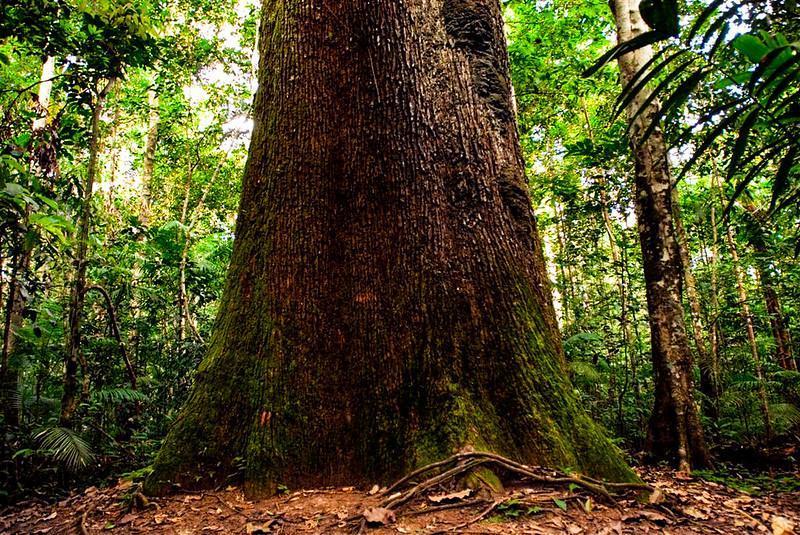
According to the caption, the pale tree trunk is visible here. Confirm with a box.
[612,0,709,470]
[175,161,194,344]
[672,189,720,416]
[141,89,159,222]
[59,79,114,427]
[32,56,55,131]
[1,56,56,426]
[144,0,635,497]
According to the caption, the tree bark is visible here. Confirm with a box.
[672,189,720,416]
[144,0,634,497]
[59,79,114,427]
[611,0,709,470]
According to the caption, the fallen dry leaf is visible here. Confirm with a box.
[363,506,396,526]
[118,513,137,525]
[772,515,795,535]
[429,489,472,504]
[648,488,665,504]
[683,506,709,520]
[245,522,270,534]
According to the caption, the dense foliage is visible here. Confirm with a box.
[1,0,798,503]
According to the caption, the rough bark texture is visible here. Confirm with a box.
[144,0,634,497]
[612,0,709,470]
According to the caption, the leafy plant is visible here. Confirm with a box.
[34,426,95,470]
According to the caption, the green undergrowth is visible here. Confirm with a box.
[693,468,800,495]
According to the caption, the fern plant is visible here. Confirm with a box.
[90,387,148,406]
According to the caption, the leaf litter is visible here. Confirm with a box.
[1,464,799,534]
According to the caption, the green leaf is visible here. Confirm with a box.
[553,498,568,511]
[726,108,760,181]
[733,34,769,63]
[771,146,799,212]
[35,427,95,471]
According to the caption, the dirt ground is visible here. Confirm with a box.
[2,467,799,534]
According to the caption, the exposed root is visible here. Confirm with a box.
[350,451,651,530]
[78,502,96,535]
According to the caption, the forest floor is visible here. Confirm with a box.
[2,465,799,534]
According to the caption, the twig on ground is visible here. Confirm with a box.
[404,498,491,517]
[78,502,96,535]
[429,499,503,534]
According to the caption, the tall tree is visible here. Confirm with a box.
[740,202,796,371]
[672,190,720,416]
[59,79,114,426]
[611,0,709,470]
[144,0,634,497]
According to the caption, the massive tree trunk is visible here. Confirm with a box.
[611,0,709,470]
[144,0,634,497]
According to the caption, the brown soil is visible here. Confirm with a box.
[2,467,798,534]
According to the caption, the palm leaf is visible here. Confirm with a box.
[35,426,95,470]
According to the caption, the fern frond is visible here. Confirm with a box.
[90,388,148,405]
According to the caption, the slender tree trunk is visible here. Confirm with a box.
[176,161,194,344]
[32,56,55,131]
[672,190,720,416]
[0,248,31,426]
[144,0,635,498]
[612,0,709,470]
[1,56,56,426]
[740,202,795,371]
[106,105,123,211]
[724,223,772,439]
[141,89,159,222]
[59,80,114,427]
[709,184,723,384]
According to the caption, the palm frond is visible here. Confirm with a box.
[34,426,95,470]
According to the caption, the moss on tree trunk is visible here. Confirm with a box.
[144,0,635,497]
